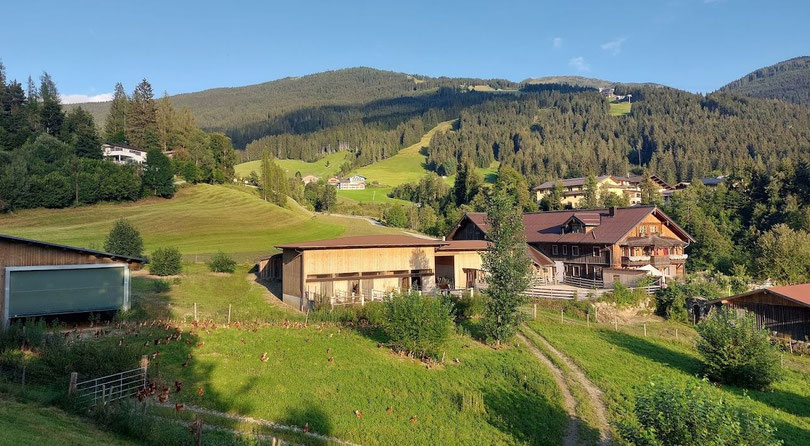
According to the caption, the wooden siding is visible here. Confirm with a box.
[281,250,303,300]
[727,299,810,341]
[435,250,483,289]
[0,239,136,320]
[453,220,486,240]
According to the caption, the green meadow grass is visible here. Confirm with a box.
[336,187,412,205]
[608,101,631,116]
[235,151,348,179]
[0,396,138,445]
[0,184,400,261]
[526,311,810,445]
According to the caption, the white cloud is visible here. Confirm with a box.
[600,37,627,55]
[60,92,114,104]
[568,56,590,72]
[552,37,563,49]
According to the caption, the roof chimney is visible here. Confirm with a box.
[609,206,617,217]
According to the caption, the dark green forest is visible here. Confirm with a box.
[720,56,810,107]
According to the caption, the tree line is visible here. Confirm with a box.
[0,61,236,211]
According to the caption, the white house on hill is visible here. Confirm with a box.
[102,144,148,164]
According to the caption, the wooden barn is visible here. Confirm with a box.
[709,284,810,341]
[274,235,448,310]
[1,234,145,327]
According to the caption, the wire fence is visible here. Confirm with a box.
[70,360,147,408]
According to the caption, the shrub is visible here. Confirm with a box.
[148,247,182,276]
[616,379,781,446]
[603,281,648,307]
[447,291,488,320]
[696,309,782,389]
[151,279,171,293]
[104,219,143,258]
[383,291,453,359]
[208,250,237,273]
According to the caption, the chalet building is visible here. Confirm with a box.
[301,174,319,185]
[534,175,673,208]
[337,175,367,190]
[709,284,810,341]
[447,206,694,285]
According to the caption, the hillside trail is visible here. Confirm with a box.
[522,326,612,446]
[516,332,580,446]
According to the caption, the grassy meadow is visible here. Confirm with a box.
[525,311,810,445]
[608,100,632,116]
[234,151,347,179]
[0,396,138,446]
[0,184,400,261]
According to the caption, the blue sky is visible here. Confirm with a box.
[1,0,808,103]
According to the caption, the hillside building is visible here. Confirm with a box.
[710,284,810,341]
[534,175,673,207]
[102,143,148,164]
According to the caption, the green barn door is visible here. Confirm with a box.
[4,265,129,323]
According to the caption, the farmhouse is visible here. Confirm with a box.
[0,234,145,327]
[534,175,673,208]
[337,175,367,190]
[447,205,693,286]
[709,284,810,340]
[301,174,319,185]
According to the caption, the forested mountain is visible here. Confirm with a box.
[720,56,810,107]
[523,75,615,89]
[426,85,810,186]
[68,68,517,148]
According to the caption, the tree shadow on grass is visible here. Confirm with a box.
[598,329,702,376]
[280,402,334,445]
[770,418,810,446]
[728,385,810,419]
[482,386,584,446]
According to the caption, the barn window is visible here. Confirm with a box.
[562,245,568,255]
[552,245,559,255]
[572,246,580,256]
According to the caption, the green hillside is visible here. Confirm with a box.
[0,397,138,446]
[235,151,347,179]
[720,56,810,107]
[0,184,401,261]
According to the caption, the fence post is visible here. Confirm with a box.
[228,304,232,325]
[643,324,647,337]
[587,312,590,327]
[68,372,78,395]
[675,328,678,341]
[194,303,198,322]
[595,306,598,323]
[533,303,537,320]
[361,293,365,307]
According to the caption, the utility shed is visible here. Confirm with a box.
[709,284,810,341]
[0,234,145,327]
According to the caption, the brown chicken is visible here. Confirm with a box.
[260,352,268,362]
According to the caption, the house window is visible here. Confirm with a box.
[572,246,580,256]
[593,247,600,257]
[552,245,559,255]
[562,245,568,255]
[650,225,658,233]
[572,266,581,276]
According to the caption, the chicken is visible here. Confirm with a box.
[174,380,183,393]
[386,406,393,414]
[327,357,333,362]
[197,387,204,397]
[409,416,417,423]
[303,423,310,433]
[354,410,363,418]
[175,403,184,412]
[260,352,268,362]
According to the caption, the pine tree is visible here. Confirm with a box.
[39,72,63,136]
[104,218,144,258]
[482,187,532,345]
[582,174,600,208]
[127,79,158,149]
[64,107,101,158]
[104,82,129,143]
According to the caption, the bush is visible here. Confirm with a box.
[603,281,648,307]
[696,309,782,389]
[383,291,453,359]
[148,247,182,276]
[104,219,143,258]
[208,250,237,273]
[616,379,781,446]
[447,291,488,320]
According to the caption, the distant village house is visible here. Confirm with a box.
[534,175,673,208]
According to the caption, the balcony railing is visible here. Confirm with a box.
[670,254,688,261]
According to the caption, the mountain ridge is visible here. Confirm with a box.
[719,56,810,107]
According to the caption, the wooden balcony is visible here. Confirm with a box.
[622,255,650,267]
[549,253,611,265]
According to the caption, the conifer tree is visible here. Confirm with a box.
[104,82,129,143]
[127,79,158,149]
[142,148,175,197]
[38,72,63,136]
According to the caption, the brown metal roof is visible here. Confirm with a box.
[0,233,146,263]
[458,206,693,245]
[535,175,614,190]
[709,284,810,307]
[526,245,553,266]
[276,235,448,250]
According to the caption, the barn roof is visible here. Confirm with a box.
[709,284,810,308]
[526,245,553,266]
[449,206,694,245]
[437,240,489,251]
[0,233,146,263]
[276,235,448,250]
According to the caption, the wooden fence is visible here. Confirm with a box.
[69,356,147,408]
